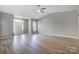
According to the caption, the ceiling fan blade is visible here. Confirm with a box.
[41,10,44,13]
[40,8,46,10]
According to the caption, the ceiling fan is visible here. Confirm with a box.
[36,5,46,13]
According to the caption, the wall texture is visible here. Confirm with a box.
[0,12,14,36]
[78,16,79,35]
[0,13,1,35]
[38,11,78,37]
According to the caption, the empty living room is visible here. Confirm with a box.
[0,5,79,54]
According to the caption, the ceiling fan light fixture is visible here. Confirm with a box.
[37,9,41,13]
[36,5,46,13]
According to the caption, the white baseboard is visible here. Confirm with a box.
[40,34,79,39]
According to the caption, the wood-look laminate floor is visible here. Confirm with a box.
[0,34,79,54]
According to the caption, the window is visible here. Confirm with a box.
[14,19,24,34]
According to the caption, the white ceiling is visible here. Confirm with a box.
[0,5,78,19]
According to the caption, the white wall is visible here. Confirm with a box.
[78,16,79,35]
[0,12,28,36]
[0,12,14,36]
[0,13,1,35]
[38,11,78,37]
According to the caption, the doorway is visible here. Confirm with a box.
[32,20,38,34]
[13,19,24,34]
